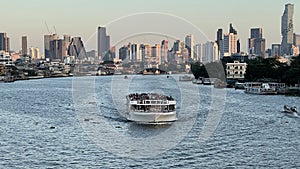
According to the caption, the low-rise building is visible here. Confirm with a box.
[226,60,247,80]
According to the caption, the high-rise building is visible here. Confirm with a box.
[35,48,40,59]
[237,39,241,53]
[216,28,223,51]
[161,40,168,63]
[185,34,195,60]
[202,41,219,64]
[29,47,35,59]
[48,34,70,61]
[119,45,130,61]
[97,26,110,58]
[281,3,294,55]
[22,36,28,56]
[131,44,140,61]
[44,34,58,59]
[0,33,10,52]
[173,40,180,53]
[221,33,237,58]
[294,33,300,48]
[248,28,266,57]
[271,44,281,57]
[229,23,237,35]
[68,37,88,60]
[194,44,202,62]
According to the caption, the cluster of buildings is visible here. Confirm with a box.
[0,3,299,75]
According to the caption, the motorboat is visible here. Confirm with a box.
[125,93,177,124]
[283,105,298,115]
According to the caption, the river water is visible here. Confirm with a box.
[0,75,299,168]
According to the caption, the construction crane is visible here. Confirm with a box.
[45,22,52,34]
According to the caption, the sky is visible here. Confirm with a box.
[0,0,299,53]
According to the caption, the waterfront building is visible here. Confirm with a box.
[281,3,294,55]
[185,34,195,60]
[248,28,266,58]
[0,51,13,66]
[0,33,10,52]
[226,61,247,80]
[22,36,28,56]
[97,26,110,58]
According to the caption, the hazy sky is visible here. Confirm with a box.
[0,0,299,53]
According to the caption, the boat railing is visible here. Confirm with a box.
[129,100,176,105]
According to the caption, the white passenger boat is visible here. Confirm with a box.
[125,93,177,124]
[244,82,277,95]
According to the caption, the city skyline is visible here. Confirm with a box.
[0,0,299,53]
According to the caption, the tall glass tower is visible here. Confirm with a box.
[97,26,110,58]
[281,3,294,55]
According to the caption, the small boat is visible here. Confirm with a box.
[125,93,177,124]
[283,105,297,114]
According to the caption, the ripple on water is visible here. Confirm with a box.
[0,76,299,168]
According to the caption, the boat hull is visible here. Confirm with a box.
[126,111,177,124]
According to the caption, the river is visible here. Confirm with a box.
[0,75,299,168]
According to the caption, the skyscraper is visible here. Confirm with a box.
[35,48,40,59]
[161,40,168,63]
[281,3,294,55]
[22,36,28,56]
[97,26,110,58]
[29,47,35,59]
[44,34,58,59]
[0,33,10,52]
[216,28,223,51]
[185,34,195,60]
[68,37,88,60]
[248,28,266,57]
[221,33,237,58]
[202,41,219,64]
[229,23,237,35]
[194,44,202,62]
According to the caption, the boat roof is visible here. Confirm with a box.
[127,93,175,101]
